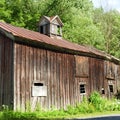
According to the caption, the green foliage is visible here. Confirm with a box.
[1,111,37,120]
[75,97,95,113]
[89,91,107,111]
[1,0,120,58]
[1,92,120,119]
[93,9,120,58]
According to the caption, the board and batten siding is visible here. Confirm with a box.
[75,56,119,98]
[0,34,13,109]
[89,58,105,94]
[13,43,120,111]
[13,43,77,110]
[75,56,89,102]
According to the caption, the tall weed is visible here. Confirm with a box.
[89,91,106,111]
[0,91,120,119]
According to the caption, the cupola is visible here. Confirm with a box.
[39,15,63,38]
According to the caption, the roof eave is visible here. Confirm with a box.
[0,28,15,41]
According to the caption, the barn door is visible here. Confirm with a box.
[75,56,89,102]
[89,58,105,95]
[105,61,117,98]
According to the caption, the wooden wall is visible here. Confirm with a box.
[13,42,120,110]
[104,61,118,98]
[0,34,13,109]
[89,57,104,94]
[13,43,76,110]
[75,56,120,100]
[0,35,119,111]
[75,56,89,102]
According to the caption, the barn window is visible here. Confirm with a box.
[32,81,47,97]
[57,26,61,35]
[101,88,105,94]
[80,84,86,94]
[109,85,113,93]
[34,83,43,86]
[40,26,43,34]
[40,25,48,35]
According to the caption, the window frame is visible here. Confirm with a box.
[80,83,86,94]
[32,81,47,97]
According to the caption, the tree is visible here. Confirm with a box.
[0,0,11,22]
[2,0,41,30]
[93,8,120,58]
[1,0,120,58]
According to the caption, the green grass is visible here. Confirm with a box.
[0,111,120,120]
[1,92,120,120]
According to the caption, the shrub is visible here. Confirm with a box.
[1,91,120,119]
[89,91,106,111]
[66,105,78,115]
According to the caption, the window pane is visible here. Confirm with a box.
[80,84,86,94]
[109,85,113,93]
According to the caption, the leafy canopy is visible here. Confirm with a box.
[1,0,120,58]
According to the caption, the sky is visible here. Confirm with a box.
[91,0,120,12]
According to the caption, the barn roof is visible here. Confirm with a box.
[0,22,119,63]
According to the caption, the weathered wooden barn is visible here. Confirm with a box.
[0,15,120,111]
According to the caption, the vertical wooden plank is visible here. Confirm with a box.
[89,58,93,93]
[7,39,13,109]
[3,39,8,105]
[40,49,45,108]
[64,54,67,108]
[30,47,34,110]
[56,53,60,109]
[33,48,37,81]
[4,38,9,105]
[68,54,72,105]
[36,48,40,81]
[61,54,64,108]
[13,44,17,110]
[20,45,26,111]
[1,39,5,106]
[44,50,47,109]
[59,53,62,108]
[75,77,78,104]
[33,48,38,109]
[62,54,65,109]
[36,48,41,109]
[15,44,21,110]
[47,50,51,109]
[52,52,57,108]
[71,55,75,106]
[51,52,54,108]
[25,46,30,110]
[69,55,73,105]
[70,55,73,105]
[53,52,55,108]
[13,43,17,110]
[54,53,57,109]
[50,51,52,108]
[66,54,70,106]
